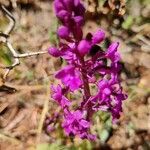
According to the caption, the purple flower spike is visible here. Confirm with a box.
[92,29,105,44]
[57,26,70,39]
[48,0,127,140]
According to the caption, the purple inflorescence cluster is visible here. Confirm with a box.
[48,0,127,140]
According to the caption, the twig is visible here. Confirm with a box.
[4,83,46,91]
[1,5,15,35]
[15,51,47,58]
[0,5,48,83]
[0,32,9,38]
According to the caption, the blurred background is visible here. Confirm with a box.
[0,0,149,149]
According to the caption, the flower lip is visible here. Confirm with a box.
[51,84,70,108]
[106,42,120,62]
[55,65,82,91]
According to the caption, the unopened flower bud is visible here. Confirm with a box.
[48,47,61,57]
[57,26,70,39]
[78,40,91,56]
[92,29,105,44]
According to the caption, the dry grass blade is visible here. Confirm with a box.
[0,133,20,144]
[4,109,27,131]
[36,82,50,143]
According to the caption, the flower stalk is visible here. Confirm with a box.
[79,57,91,99]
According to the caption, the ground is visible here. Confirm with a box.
[0,0,150,150]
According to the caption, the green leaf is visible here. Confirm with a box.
[97,115,112,143]
[26,71,34,80]
[37,143,50,150]
[78,140,93,150]
[99,129,109,143]
[0,46,12,65]
[122,16,134,30]
[36,143,63,150]
[49,19,59,45]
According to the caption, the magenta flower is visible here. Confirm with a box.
[47,0,127,140]
[63,110,89,135]
[63,110,96,140]
[90,78,127,121]
[105,42,120,62]
[51,84,70,108]
[55,65,82,91]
